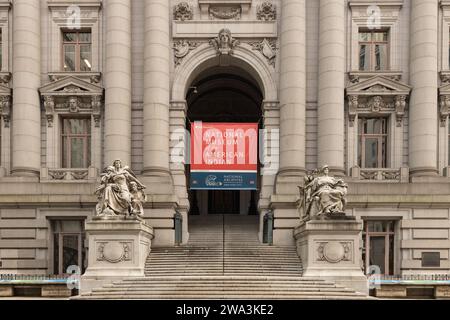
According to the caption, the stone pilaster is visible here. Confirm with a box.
[278,0,306,186]
[317,0,345,174]
[409,0,439,176]
[11,0,41,176]
[143,0,171,177]
[104,0,132,166]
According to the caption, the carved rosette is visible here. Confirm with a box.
[257,2,276,21]
[317,242,351,263]
[210,29,240,56]
[173,40,200,66]
[174,2,193,21]
[97,242,132,263]
[0,96,11,128]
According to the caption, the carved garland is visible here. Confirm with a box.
[209,6,241,20]
[43,94,103,128]
[173,40,201,66]
[348,95,407,127]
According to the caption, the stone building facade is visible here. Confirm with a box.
[0,0,449,279]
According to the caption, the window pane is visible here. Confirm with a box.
[64,45,76,71]
[80,44,92,71]
[71,138,85,168]
[62,235,79,274]
[373,31,388,42]
[365,138,378,168]
[375,44,388,70]
[79,32,91,43]
[63,32,77,42]
[359,45,370,70]
[389,235,394,275]
[369,236,386,274]
[359,32,371,42]
[54,234,60,274]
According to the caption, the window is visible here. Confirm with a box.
[359,30,389,71]
[62,118,91,168]
[362,220,395,276]
[358,118,388,168]
[52,220,86,275]
[62,30,92,71]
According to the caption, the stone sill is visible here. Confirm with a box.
[47,72,102,84]
[348,71,403,83]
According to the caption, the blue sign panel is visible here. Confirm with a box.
[190,172,257,190]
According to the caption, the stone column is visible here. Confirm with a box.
[409,0,439,176]
[143,0,170,176]
[104,0,132,166]
[278,0,306,181]
[317,0,345,174]
[11,0,41,176]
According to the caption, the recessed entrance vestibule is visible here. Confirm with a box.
[186,66,263,216]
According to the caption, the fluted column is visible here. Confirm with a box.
[143,0,170,176]
[12,0,41,176]
[278,0,306,178]
[104,0,132,166]
[409,0,439,176]
[317,0,345,174]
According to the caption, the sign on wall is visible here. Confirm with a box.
[190,122,258,190]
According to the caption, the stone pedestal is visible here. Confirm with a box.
[294,219,368,295]
[80,219,154,294]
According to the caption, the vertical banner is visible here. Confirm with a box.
[190,122,258,190]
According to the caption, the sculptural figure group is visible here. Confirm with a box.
[95,160,147,218]
[300,165,348,220]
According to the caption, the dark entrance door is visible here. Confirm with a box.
[208,190,240,214]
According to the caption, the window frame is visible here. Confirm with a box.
[61,116,92,169]
[358,29,390,71]
[358,117,389,169]
[61,29,92,72]
[51,219,86,276]
[363,220,396,276]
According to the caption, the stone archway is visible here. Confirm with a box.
[170,44,279,244]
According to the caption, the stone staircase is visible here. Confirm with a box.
[75,215,368,299]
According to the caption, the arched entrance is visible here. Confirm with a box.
[186,66,263,216]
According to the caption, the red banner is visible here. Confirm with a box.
[190,122,258,190]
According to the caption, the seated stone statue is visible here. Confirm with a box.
[302,165,348,219]
[95,160,146,218]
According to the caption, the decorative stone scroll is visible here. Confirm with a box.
[257,1,276,21]
[249,38,277,67]
[173,40,200,66]
[174,2,193,21]
[210,29,240,56]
